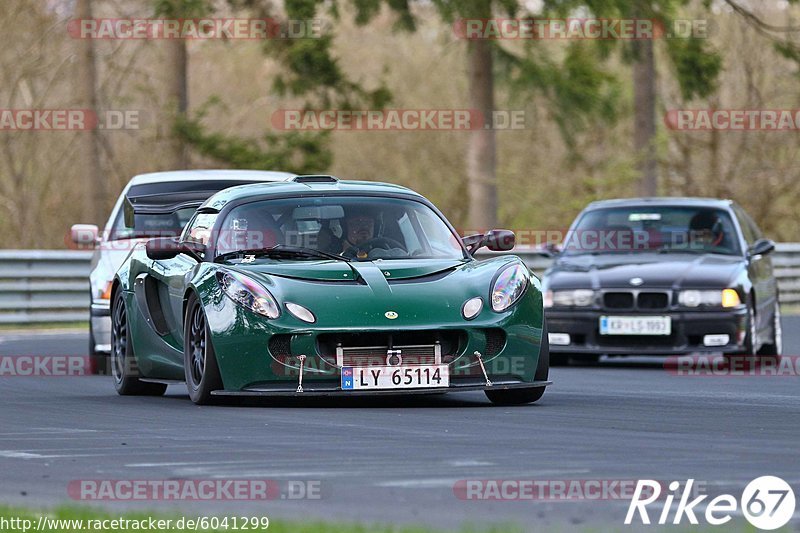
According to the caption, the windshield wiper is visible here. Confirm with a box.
[215,245,349,263]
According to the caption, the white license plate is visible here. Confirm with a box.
[599,316,671,335]
[341,365,449,390]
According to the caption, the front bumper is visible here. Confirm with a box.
[90,302,111,353]
[546,307,748,355]
[211,378,551,397]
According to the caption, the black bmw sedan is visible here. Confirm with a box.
[542,198,781,363]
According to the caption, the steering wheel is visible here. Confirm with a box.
[344,236,406,259]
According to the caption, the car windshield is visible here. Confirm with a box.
[109,208,196,240]
[562,206,741,256]
[214,196,466,262]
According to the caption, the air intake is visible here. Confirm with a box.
[292,175,339,184]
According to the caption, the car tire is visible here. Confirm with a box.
[485,319,549,406]
[184,293,223,405]
[110,290,167,396]
[757,300,782,359]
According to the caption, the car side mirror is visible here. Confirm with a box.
[71,224,99,248]
[484,229,515,251]
[748,238,775,258]
[146,237,205,261]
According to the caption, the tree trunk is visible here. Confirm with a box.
[633,38,657,196]
[466,3,497,231]
[74,0,105,225]
[164,38,188,169]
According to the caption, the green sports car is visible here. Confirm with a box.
[110,175,550,405]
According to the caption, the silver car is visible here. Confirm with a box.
[70,169,296,373]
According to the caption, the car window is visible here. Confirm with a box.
[213,196,466,261]
[563,206,741,256]
[182,212,218,246]
[734,205,763,245]
[109,207,196,240]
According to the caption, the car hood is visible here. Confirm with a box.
[216,256,524,328]
[545,253,745,290]
[235,258,467,282]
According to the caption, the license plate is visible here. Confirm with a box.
[599,316,671,335]
[341,365,449,390]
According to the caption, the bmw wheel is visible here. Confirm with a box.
[758,300,782,359]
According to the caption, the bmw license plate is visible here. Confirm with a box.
[341,365,449,390]
[599,316,671,335]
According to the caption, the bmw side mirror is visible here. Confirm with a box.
[146,238,205,261]
[71,224,99,248]
[484,229,516,252]
[748,238,775,258]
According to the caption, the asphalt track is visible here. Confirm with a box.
[1,318,799,531]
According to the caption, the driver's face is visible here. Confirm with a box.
[346,215,374,245]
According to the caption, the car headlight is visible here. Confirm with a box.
[678,289,741,308]
[491,264,529,312]
[544,289,595,308]
[216,271,280,319]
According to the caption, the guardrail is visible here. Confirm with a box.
[1,244,799,325]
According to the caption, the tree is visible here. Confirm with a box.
[75,0,105,224]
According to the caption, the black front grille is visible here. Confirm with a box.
[604,292,634,309]
[268,334,292,358]
[596,333,676,348]
[637,292,669,310]
[483,328,507,357]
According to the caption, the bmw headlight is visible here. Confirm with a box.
[491,264,529,312]
[678,289,741,308]
[543,289,595,308]
[216,271,280,319]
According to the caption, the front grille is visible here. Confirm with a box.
[603,290,670,310]
[484,328,507,357]
[268,334,292,358]
[604,292,634,309]
[596,334,676,348]
[637,292,668,310]
[335,346,440,367]
[317,330,464,367]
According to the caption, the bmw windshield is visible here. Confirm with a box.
[563,206,741,256]
[208,196,467,262]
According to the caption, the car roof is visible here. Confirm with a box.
[200,177,421,211]
[585,197,734,210]
[128,169,297,185]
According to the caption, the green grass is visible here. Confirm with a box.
[0,322,88,332]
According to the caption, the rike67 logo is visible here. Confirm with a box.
[625,476,795,530]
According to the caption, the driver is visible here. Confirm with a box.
[688,210,725,248]
[341,210,376,259]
